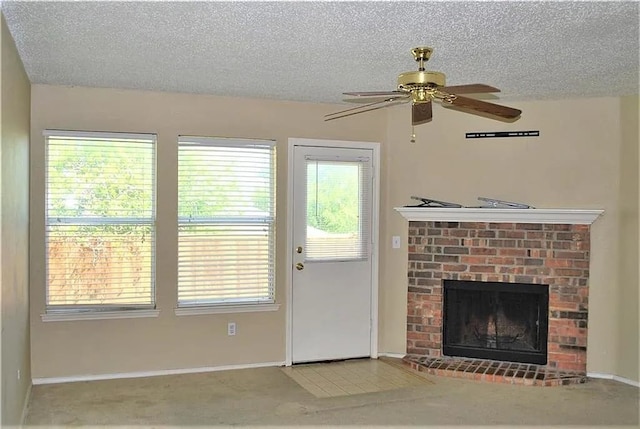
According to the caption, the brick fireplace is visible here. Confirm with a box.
[396,207,602,386]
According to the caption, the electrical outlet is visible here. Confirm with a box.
[392,236,401,249]
[228,322,236,336]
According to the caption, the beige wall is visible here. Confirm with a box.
[616,96,639,381]
[379,97,629,378]
[29,84,386,378]
[1,13,32,425]
[30,83,638,383]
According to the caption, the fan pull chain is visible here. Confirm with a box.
[410,126,416,143]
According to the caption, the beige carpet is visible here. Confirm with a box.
[24,358,639,426]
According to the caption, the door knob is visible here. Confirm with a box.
[295,262,304,271]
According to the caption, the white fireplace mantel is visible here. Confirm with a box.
[394,207,604,224]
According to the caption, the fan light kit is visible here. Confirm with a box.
[325,47,522,141]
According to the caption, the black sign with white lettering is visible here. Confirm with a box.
[465,131,540,139]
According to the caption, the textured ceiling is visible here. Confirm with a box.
[2,1,639,104]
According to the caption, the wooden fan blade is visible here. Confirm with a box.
[412,101,433,125]
[439,84,500,94]
[446,95,521,119]
[343,91,405,97]
[325,97,409,122]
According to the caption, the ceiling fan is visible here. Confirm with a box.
[325,47,522,129]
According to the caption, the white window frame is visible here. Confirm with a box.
[176,136,277,312]
[43,130,157,317]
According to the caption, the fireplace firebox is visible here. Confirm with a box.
[443,280,549,365]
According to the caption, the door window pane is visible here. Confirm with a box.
[305,159,370,261]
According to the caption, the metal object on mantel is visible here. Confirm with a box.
[405,196,534,209]
[477,197,534,209]
[406,196,463,208]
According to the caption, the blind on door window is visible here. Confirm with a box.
[178,136,276,306]
[44,130,156,312]
[305,157,371,261]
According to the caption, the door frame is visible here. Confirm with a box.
[285,138,380,366]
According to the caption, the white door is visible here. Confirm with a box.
[291,143,375,363]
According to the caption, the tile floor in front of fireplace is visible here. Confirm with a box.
[404,354,587,386]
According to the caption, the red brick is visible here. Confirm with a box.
[548,224,573,231]
[489,239,518,247]
[450,229,470,237]
[499,266,524,274]
[470,265,496,273]
[498,230,526,239]
[556,232,583,241]
[444,247,469,255]
[487,257,516,265]
[546,259,572,268]
[515,223,543,230]
[552,241,573,250]
[460,222,488,229]
[530,249,548,258]
[555,362,586,372]
[547,343,561,352]
[553,268,584,277]
[461,256,488,264]
[489,223,515,230]
[554,251,588,260]
[572,224,589,232]
[434,237,461,246]
[484,374,496,383]
[525,267,551,276]
[548,352,577,362]
[470,247,497,255]
[498,248,527,256]
[525,231,545,239]
[442,264,468,272]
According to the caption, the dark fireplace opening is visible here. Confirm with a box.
[443,280,549,365]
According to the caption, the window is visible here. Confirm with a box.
[177,136,276,307]
[45,130,156,312]
[305,158,371,261]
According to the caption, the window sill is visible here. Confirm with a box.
[41,309,160,322]
[175,303,280,316]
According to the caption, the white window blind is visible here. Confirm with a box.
[44,130,156,312]
[178,136,276,307]
[305,157,371,261]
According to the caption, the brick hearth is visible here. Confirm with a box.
[403,356,587,386]
[405,220,591,385]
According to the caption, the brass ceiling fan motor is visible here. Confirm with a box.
[325,47,522,130]
[398,47,446,91]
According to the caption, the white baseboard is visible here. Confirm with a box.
[20,383,32,427]
[377,352,406,359]
[32,361,286,385]
[587,372,640,387]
